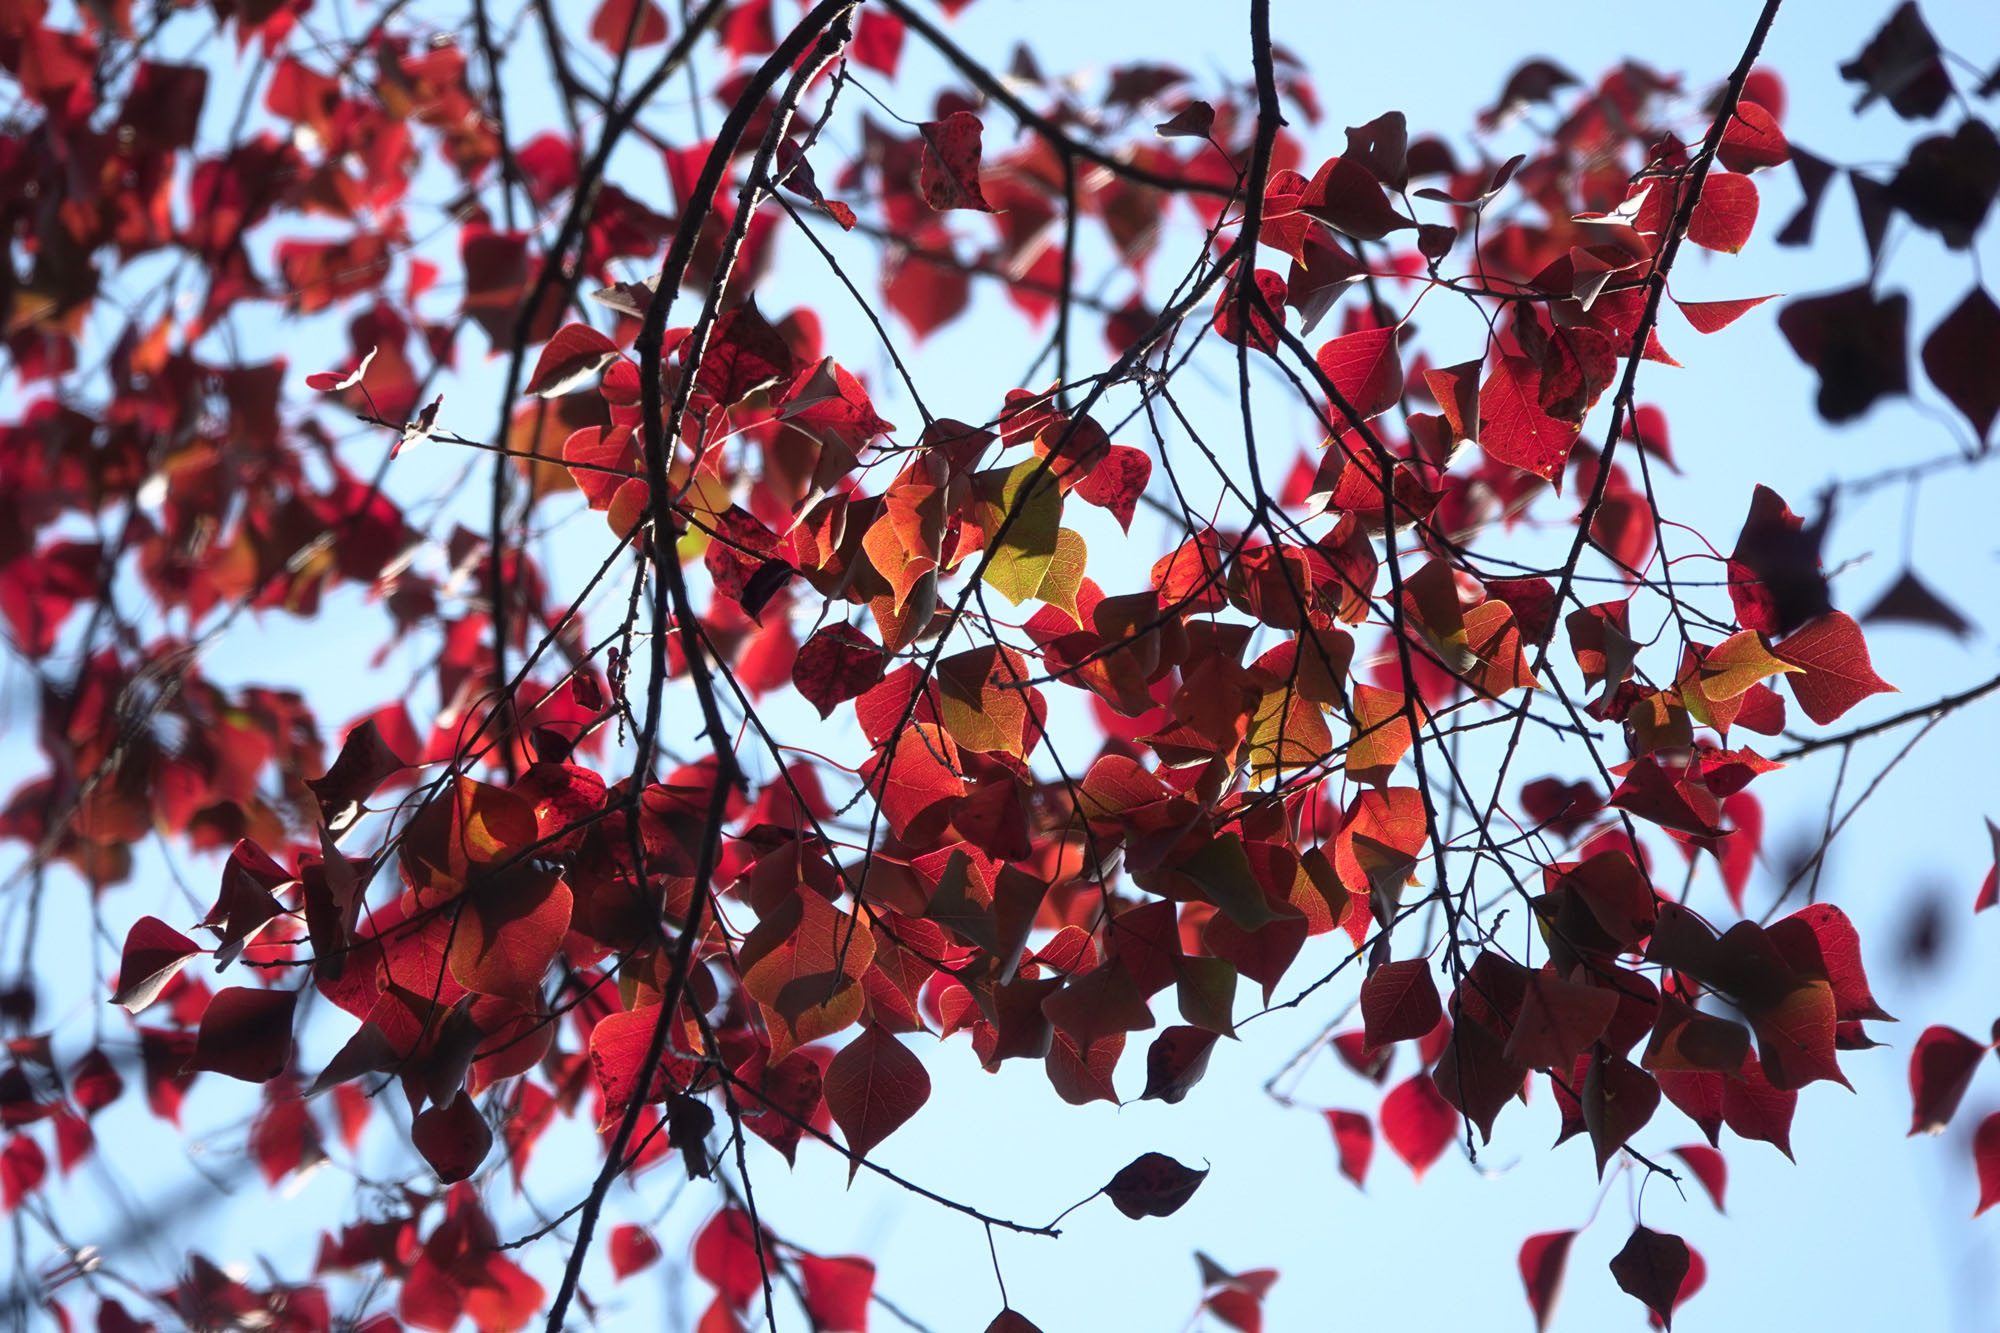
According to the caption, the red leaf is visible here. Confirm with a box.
[824,1025,930,1177]
[1674,294,1776,333]
[799,1254,874,1333]
[248,1081,322,1184]
[306,717,409,833]
[589,1005,698,1130]
[609,1224,662,1279]
[1687,172,1759,253]
[1359,959,1442,1050]
[1978,818,2000,913]
[1976,1112,2000,1217]
[1073,444,1152,533]
[1778,284,1910,423]
[589,0,668,51]
[187,987,296,1084]
[883,242,969,339]
[305,345,377,392]
[109,917,204,1014]
[446,867,572,1004]
[1503,971,1618,1072]
[984,1314,1046,1333]
[1,1135,45,1211]
[406,1088,484,1176]
[1102,1151,1208,1219]
[1156,101,1216,140]
[1517,1230,1576,1332]
[851,10,904,77]
[1644,1245,1707,1330]
[1610,1226,1691,1329]
[1479,354,1580,482]
[1299,155,1414,240]
[1379,1073,1456,1179]
[693,1208,766,1310]
[1315,326,1405,421]
[793,624,888,720]
[1921,286,2000,442]
[1141,1026,1219,1105]
[1774,612,1896,725]
[1584,1051,1659,1175]
[918,111,996,212]
[1215,269,1289,354]
[1767,903,1893,1023]
[525,324,620,398]
[68,1050,122,1117]
[1721,1054,1796,1158]
[1717,102,1789,173]
[1909,1024,1987,1135]
[1672,1144,1728,1210]
[1324,1109,1374,1188]
[1729,484,1830,637]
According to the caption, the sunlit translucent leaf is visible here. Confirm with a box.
[917,111,996,212]
[824,1025,930,1180]
[980,460,1063,605]
[1773,612,1896,725]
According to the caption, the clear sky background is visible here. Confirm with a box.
[3,1,1998,1331]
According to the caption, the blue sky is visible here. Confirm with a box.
[4,1,1999,1330]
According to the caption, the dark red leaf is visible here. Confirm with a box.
[1359,959,1442,1050]
[1103,1151,1208,1219]
[1142,1026,1219,1105]
[109,918,204,1014]
[1909,1024,1988,1135]
[983,1313,1046,1333]
[1976,1112,2000,1217]
[1886,120,2000,250]
[526,324,620,398]
[306,718,410,834]
[1644,1246,1707,1330]
[1840,2,1950,119]
[1921,286,2000,443]
[187,987,296,1084]
[1778,284,1910,423]
[1610,1226,1691,1329]
[1157,101,1216,139]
